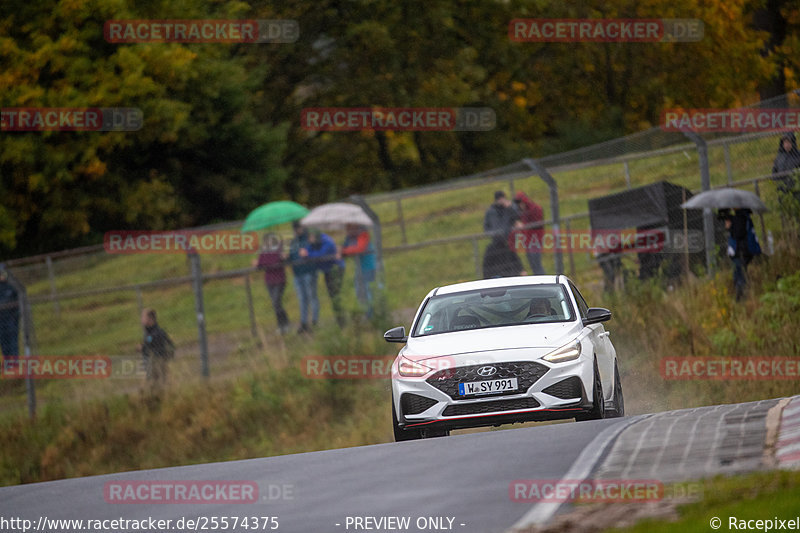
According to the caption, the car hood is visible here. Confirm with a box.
[403,322,583,360]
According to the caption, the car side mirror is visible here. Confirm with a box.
[384,326,408,343]
[583,307,612,326]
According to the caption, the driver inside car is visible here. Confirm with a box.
[527,297,551,317]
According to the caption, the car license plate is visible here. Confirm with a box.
[458,378,518,396]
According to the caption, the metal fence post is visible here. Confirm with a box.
[45,256,60,317]
[188,251,209,377]
[681,131,715,274]
[523,158,563,275]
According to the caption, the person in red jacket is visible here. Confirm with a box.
[510,191,546,275]
[341,224,376,318]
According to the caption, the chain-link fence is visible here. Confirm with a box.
[2,91,799,417]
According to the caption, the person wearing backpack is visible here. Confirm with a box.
[139,308,175,391]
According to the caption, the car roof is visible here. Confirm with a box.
[431,275,568,296]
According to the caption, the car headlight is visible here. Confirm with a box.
[398,355,434,377]
[543,340,582,363]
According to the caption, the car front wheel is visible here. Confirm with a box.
[392,402,423,441]
[575,357,605,422]
[606,362,625,418]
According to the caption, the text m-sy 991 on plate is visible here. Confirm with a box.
[459,378,518,395]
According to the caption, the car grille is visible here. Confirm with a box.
[426,361,548,400]
[442,397,540,417]
[400,393,438,416]
[542,376,583,399]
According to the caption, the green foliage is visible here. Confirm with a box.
[0,0,288,255]
[3,0,798,256]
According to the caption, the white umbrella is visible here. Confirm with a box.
[300,202,374,230]
[681,188,768,213]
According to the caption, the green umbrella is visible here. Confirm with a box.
[241,201,309,232]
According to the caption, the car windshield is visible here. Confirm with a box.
[412,284,575,337]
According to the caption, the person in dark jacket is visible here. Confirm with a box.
[140,308,175,391]
[288,221,318,333]
[772,132,800,218]
[483,191,518,239]
[482,191,522,279]
[0,267,19,370]
[722,209,762,301]
[483,238,525,278]
[253,233,290,335]
[509,191,546,275]
[772,132,800,184]
[307,230,346,327]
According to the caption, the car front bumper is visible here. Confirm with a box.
[392,352,594,432]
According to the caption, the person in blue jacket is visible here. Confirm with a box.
[722,208,762,301]
[306,230,346,327]
[288,221,318,333]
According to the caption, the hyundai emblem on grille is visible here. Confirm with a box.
[477,366,497,377]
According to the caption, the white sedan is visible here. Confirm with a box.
[385,275,624,440]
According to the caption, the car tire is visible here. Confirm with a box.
[606,362,625,418]
[392,402,423,441]
[575,357,605,422]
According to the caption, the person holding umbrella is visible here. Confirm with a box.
[341,223,377,318]
[252,233,290,335]
[721,208,762,301]
[241,200,311,333]
[289,221,319,333]
[682,188,766,300]
[306,229,346,327]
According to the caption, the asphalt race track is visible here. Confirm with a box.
[1,397,796,533]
